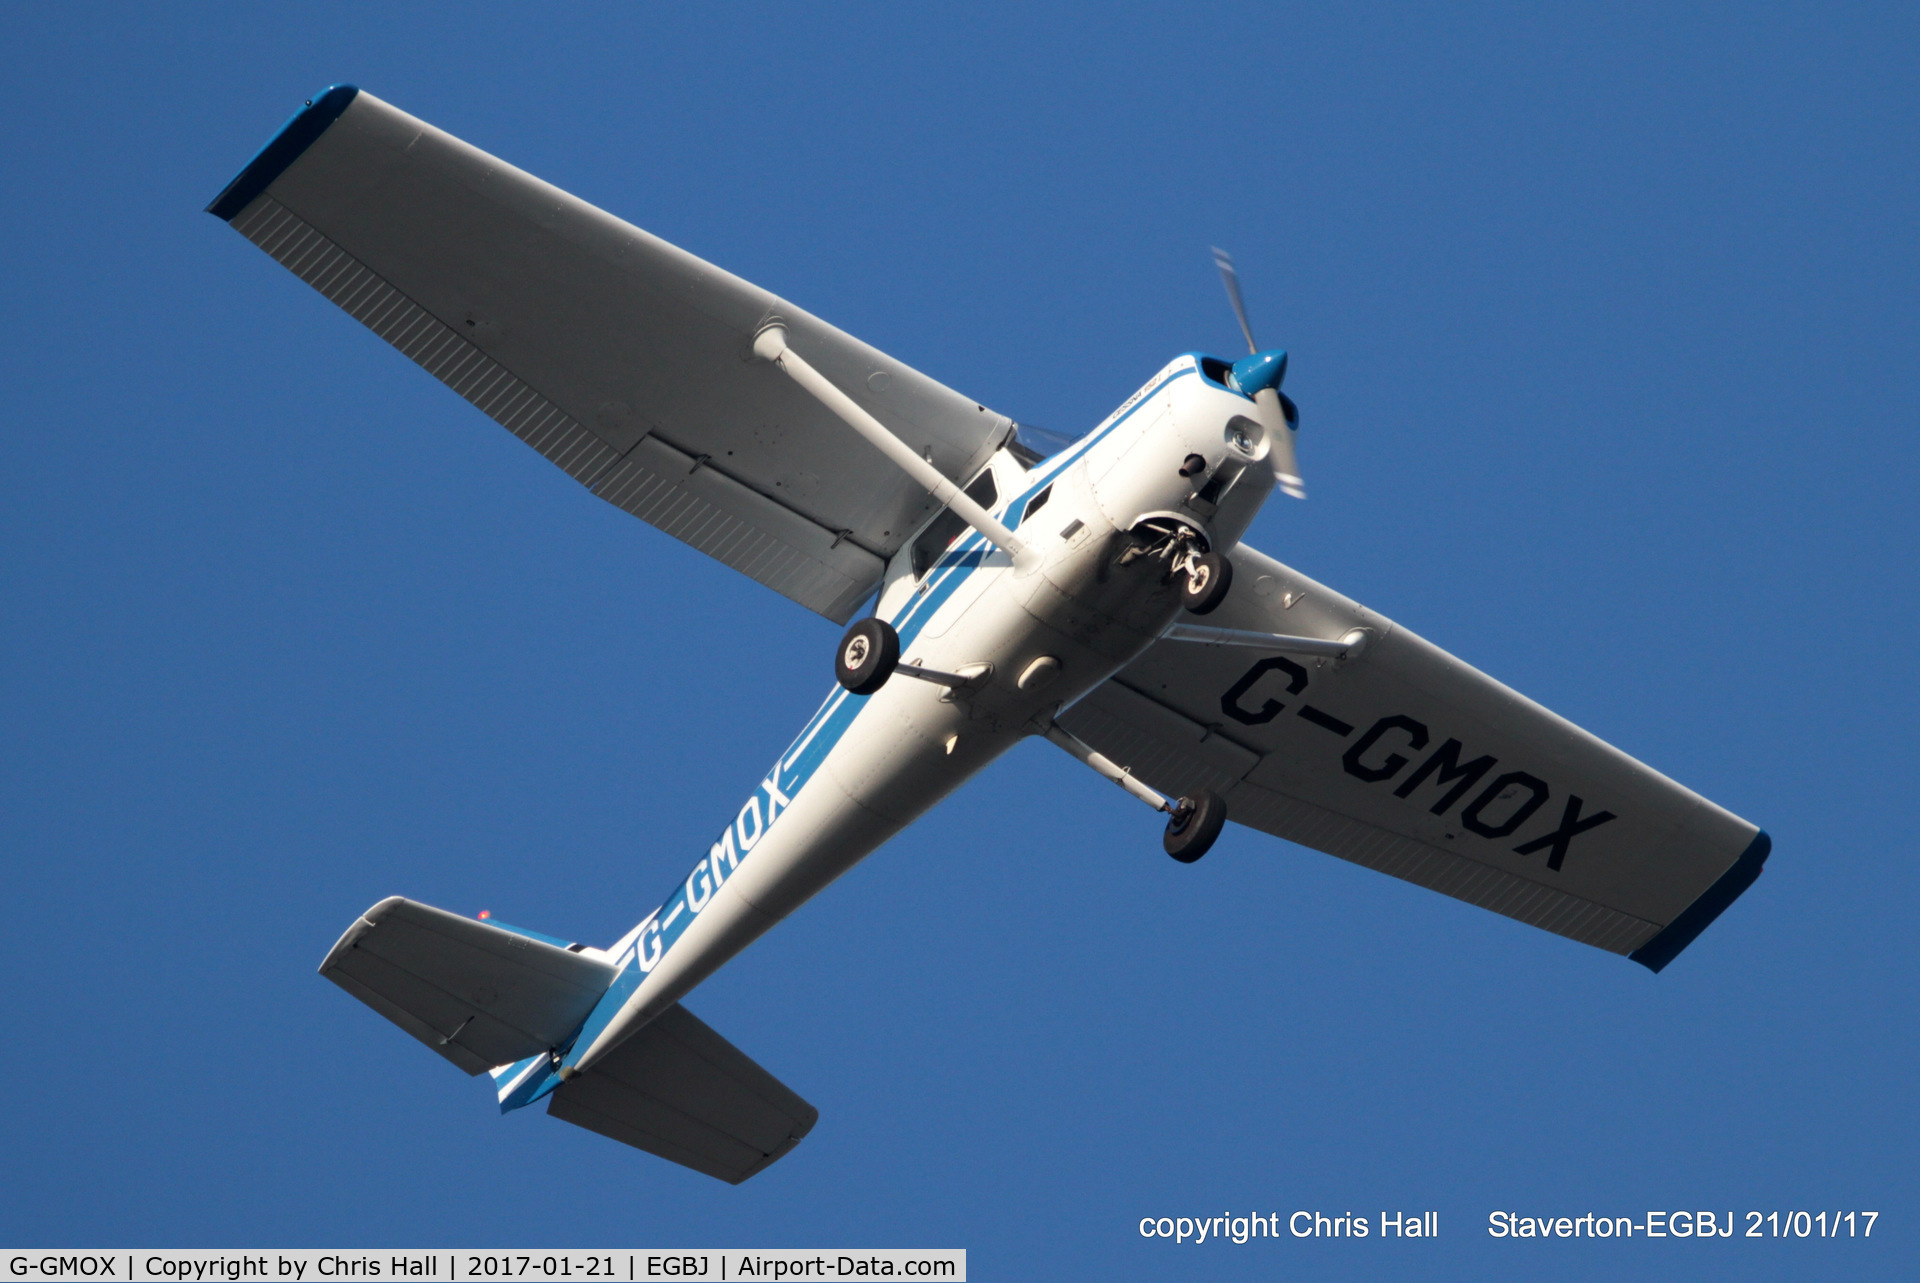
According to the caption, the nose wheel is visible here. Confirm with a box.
[1164,789,1227,862]
[1180,551,1233,615]
[835,617,900,695]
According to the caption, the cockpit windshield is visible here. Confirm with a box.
[1009,421,1082,463]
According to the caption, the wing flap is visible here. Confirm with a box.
[319,897,617,1074]
[547,1004,817,1184]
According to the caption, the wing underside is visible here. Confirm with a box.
[210,85,1011,622]
[1059,545,1765,969]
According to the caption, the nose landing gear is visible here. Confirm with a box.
[1178,550,1233,615]
[1121,518,1234,616]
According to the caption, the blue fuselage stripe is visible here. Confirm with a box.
[526,359,1210,1090]
[886,363,1200,646]
[638,359,1201,967]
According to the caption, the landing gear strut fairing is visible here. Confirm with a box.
[209,86,1768,1184]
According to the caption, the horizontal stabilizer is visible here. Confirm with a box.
[320,897,616,1075]
[548,1004,818,1184]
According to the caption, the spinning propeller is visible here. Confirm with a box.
[1211,247,1305,499]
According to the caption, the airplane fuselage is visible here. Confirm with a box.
[492,354,1280,1104]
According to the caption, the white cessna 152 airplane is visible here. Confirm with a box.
[211,86,1768,1184]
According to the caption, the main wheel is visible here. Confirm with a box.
[1164,788,1227,862]
[1180,551,1233,615]
[835,617,900,695]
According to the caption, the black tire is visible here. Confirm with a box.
[835,617,900,695]
[1164,788,1227,862]
[1181,551,1233,615]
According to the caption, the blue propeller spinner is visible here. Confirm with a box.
[1227,349,1287,396]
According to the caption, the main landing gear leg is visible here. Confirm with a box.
[834,618,982,696]
[1042,723,1228,863]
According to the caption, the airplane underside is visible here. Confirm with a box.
[218,83,1766,1183]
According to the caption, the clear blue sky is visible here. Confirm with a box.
[3,3,1915,1279]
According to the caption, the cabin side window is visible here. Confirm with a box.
[911,470,998,578]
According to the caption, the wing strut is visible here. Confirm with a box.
[754,324,1036,570]
[1043,721,1231,862]
[1161,622,1373,660]
[1043,722,1176,814]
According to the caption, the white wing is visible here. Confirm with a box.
[1059,545,1767,970]
[209,86,1009,622]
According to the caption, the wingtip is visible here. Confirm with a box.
[206,83,360,221]
[1629,829,1770,973]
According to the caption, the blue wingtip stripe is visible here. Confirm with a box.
[206,83,359,221]
[1629,830,1771,973]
